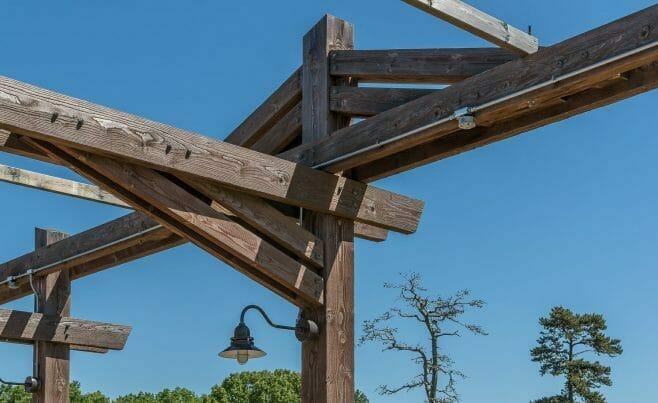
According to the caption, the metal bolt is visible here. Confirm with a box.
[165,145,172,154]
[457,115,477,130]
[76,119,84,130]
[50,112,59,123]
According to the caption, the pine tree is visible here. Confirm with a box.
[531,307,622,402]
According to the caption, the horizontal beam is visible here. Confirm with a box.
[280,4,658,173]
[0,78,422,234]
[352,62,658,181]
[402,0,538,55]
[0,309,131,350]
[0,134,382,242]
[330,48,516,83]
[330,86,436,117]
[0,163,128,208]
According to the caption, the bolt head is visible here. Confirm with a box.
[458,115,477,130]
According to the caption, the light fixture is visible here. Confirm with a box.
[219,305,319,365]
[0,376,40,393]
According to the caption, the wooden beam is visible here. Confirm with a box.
[250,103,302,154]
[352,62,658,181]
[280,4,658,173]
[330,86,436,117]
[301,15,355,403]
[27,140,324,308]
[402,0,538,55]
[0,222,182,305]
[0,163,128,208]
[0,213,168,288]
[330,48,516,83]
[33,228,70,403]
[189,179,324,268]
[224,68,302,147]
[0,129,53,163]
[0,309,131,351]
[0,78,422,234]
[0,136,386,243]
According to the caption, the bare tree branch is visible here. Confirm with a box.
[361,272,487,402]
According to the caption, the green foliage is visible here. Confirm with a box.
[0,381,108,403]
[0,383,31,403]
[114,387,210,402]
[0,371,367,402]
[211,369,368,403]
[211,369,300,402]
[531,306,623,403]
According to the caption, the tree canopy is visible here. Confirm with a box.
[531,306,622,403]
[0,370,368,403]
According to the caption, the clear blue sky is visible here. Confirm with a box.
[1,1,657,401]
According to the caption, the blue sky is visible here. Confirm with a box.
[1,0,657,401]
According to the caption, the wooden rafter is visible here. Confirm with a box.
[0,76,423,234]
[0,212,181,305]
[0,309,131,350]
[224,68,302,147]
[402,0,538,55]
[24,139,325,308]
[0,133,386,242]
[352,62,658,181]
[281,4,658,174]
[330,48,516,83]
[0,163,127,207]
[330,86,436,117]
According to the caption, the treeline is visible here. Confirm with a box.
[0,370,369,403]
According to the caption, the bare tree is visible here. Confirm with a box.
[359,273,487,403]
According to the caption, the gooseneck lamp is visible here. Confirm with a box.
[219,305,319,365]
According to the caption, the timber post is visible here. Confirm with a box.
[301,15,356,403]
[33,228,71,403]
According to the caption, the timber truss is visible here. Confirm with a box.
[1,1,657,401]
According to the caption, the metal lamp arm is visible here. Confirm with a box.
[240,305,296,331]
[0,377,24,387]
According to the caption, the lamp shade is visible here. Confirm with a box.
[218,322,267,365]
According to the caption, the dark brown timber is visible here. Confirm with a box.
[301,15,355,403]
[330,48,517,83]
[33,229,70,403]
[281,5,658,173]
[352,62,658,181]
[330,86,436,117]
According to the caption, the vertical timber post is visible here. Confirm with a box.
[301,15,355,403]
[33,228,71,403]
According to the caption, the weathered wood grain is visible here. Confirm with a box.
[0,309,131,350]
[0,77,422,234]
[224,68,302,147]
[330,48,516,83]
[33,228,70,403]
[33,142,324,308]
[402,0,538,55]
[0,212,167,287]
[281,4,658,173]
[0,164,128,208]
[330,86,436,117]
[352,62,658,181]
[250,103,302,154]
[190,179,324,269]
[301,15,356,403]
